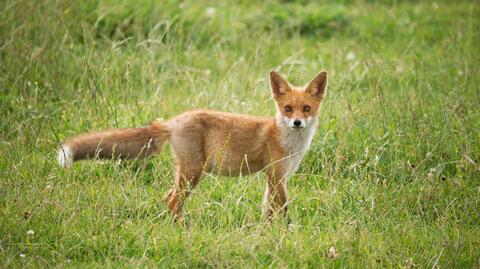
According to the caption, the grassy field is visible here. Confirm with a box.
[1,0,480,267]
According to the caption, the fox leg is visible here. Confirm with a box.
[263,164,288,220]
[166,160,204,220]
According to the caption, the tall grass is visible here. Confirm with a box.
[1,0,479,267]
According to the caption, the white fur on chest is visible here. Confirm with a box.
[279,119,317,179]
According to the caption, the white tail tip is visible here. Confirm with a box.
[58,145,73,168]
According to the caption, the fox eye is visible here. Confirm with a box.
[285,106,292,112]
[303,106,311,112]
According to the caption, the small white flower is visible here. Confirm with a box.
[205,7,216,18]
[26,230,34,236]
[396,63,404,74]
[405,257,416,268]
[327,246,338,259]
[346,52,356,61]
[19,253,26,258]
[287,223,298,231]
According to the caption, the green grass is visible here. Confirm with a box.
[1,0,480,267]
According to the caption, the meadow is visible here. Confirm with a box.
[1,0,479,267]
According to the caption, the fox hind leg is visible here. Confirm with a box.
[166,159,204,220]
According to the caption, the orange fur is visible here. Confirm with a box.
[58,70,328,220]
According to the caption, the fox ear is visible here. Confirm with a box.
[270,70,291,96]
[306,71,328,97]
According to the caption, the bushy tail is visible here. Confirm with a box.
[57,121,170,167]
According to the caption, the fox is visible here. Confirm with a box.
[58,70,328,221]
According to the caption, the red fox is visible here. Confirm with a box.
[58,70,328,220]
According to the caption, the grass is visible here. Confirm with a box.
[1,0,479,267]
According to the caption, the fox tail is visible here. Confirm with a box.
[57,121,170,167]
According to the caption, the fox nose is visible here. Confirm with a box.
[293,120,302,127]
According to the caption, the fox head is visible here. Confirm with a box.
[270,70,328,130]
